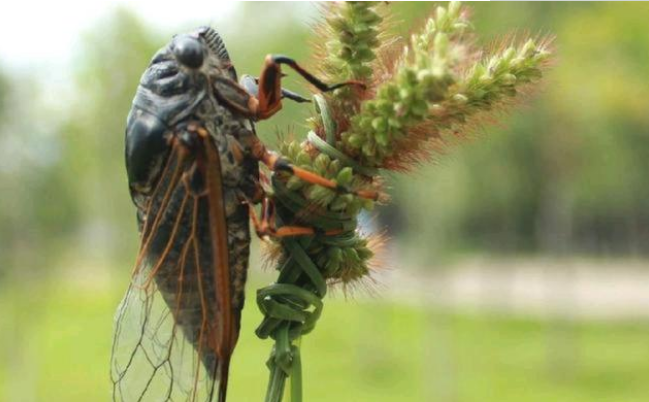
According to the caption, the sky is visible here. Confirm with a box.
[0,0,238,70]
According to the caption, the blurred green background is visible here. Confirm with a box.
[1,2,649,401]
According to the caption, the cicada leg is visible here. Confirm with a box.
[246,197,343,239]
[249,54,365,120]
[239,75,311,104]
[213,54,377,200]
[248,138,379,201]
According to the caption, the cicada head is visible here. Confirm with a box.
[169,27,237,81]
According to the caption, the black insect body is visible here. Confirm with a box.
[112,27,371,402]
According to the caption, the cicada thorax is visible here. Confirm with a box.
[119,26,259,400]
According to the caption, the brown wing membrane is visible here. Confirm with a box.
[111,133,236,402]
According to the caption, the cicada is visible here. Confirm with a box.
[111,26,372,402]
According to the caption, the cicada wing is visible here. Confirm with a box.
[112,139,236,402]
[111,265,219,402]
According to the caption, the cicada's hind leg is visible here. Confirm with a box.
[249,54,365,120]
[246,197,343,238]
[248,138,379,201]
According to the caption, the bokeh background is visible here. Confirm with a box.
[1,2,649,401]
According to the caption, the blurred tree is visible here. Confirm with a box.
[556,2,649,254]
[0,67,81,278]
[385,2,649,261]
[60,8,161,267]
[0,69,7,117]
[0,67,10,274]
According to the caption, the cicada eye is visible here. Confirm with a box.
[173,35,204,69]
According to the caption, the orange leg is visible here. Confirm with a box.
[246,198,342,239]
[251,54,366,120]
[250,139,379,201]
[233,56,377,199]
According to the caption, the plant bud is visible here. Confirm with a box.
[501,73,517,86]
[336,167,354,186]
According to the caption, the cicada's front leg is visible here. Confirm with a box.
[212,54,376,200]
[239,75,311,105]
[214,54,364,121]
[239,54,377,198]
[249,55,365,120]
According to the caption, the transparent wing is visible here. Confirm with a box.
[111,278,217,402]
[111,137,235,402]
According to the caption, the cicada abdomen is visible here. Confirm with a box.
[112,27,259,402]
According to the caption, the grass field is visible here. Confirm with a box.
[1,277,648,402]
